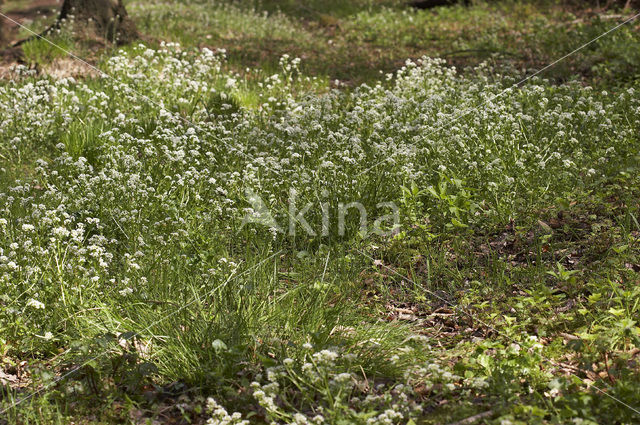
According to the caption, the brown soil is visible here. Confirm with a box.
[0,0,61,45]
[0,0,132,78]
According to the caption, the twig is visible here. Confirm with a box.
[446,410,494,425]
[604,351,616,385]
[559,332,580,340]
[558,361,583,373]
[441,49,521,58]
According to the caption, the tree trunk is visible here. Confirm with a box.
[409,0,470,9]
[58,0,137,44]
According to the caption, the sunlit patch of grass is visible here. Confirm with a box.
[128,0,640,85]
[129,0,314,46]
[21,35,73,66]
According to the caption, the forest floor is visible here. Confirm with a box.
[1,1,640,424]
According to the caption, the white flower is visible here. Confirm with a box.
[333,372,352,384]
[293,413,309,424]
[225,77,237,89]
[27,298,45,309]
[52,227,70,238]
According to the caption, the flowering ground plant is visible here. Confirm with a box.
[1,12,640,423]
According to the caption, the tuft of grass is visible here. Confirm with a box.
[21,37,72,66]
[60,119,104,163]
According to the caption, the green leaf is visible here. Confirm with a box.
[451,218,467,228]
[613,244,628,254]
[608,308,625,317]
[138,362,158,376]
[478,354,491,371]
[588,293,602,304]
[212,339,228,352]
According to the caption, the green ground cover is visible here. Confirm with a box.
[1,1,640,424]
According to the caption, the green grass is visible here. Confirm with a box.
[127,0,640,85]
[21,36,71,65]
[1,1,640,424]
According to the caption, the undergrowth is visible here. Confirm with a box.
[0,1,640,424]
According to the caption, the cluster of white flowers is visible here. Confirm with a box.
[405,361,463,392]
[205,397,249,425]
[248,345,425,424]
